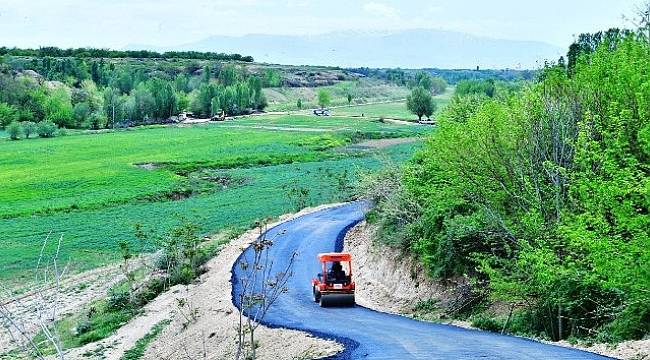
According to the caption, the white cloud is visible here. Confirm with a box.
[427,5,443,13]
[286,0,309,7]
[363,2,398,18]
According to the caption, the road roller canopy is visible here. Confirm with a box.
[317,253,352,262]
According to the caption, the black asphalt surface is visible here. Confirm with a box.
[232,202,612,359]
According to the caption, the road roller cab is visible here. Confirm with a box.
[312,253,355,307]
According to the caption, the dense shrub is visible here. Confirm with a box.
[370,33,650,342]
[107,289,132,311]
[132,277,166,307]
[22,121,37,138]
[0,102,18,128]
[471,313,504,333]
[37,120,58,138]
[6,121,22,140]
[455,79,496,97]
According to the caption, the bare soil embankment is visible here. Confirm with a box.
[138,204,345,360]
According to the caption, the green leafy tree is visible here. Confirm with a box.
[0,102,18,128]
[174,74,190,93]
[110,68,134,94]
[202,65,211,84]
[22,121,37,138]
[190,83,218,117]
[73,102,91,128]
[431,77,448,94]
[455,79,496,97]
[248,77,266,110]
[176,92,190,113]
[415,72,433,92]
[131,83,156,122]
[88,111,107,130]
[6,121,22,140]
[347,93,353,106]
[218,65,238,87]
[44,88,73,127]
[296,98,302,109]
[317,89,331,109]
[406,86,436,120]
[147,78,177,119]
[103,87,121,128]
[210,97,222,117]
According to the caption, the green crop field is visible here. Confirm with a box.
[230,114,431,135]
[331,102,416,120]
[331,89,453,121]
[0,115,429,287]
[264,79,411,112]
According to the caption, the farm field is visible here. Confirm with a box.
[0,115,429,286]
[264,79,411,112]
[229,114,430,135]
[0,124,338,219]
[331,89,453,121]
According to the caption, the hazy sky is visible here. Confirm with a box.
[0,0,640,49]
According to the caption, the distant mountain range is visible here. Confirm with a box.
[126,29,563,70]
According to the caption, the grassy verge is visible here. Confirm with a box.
[120,320,171,360]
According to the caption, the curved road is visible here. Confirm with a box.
[232,202,612,359]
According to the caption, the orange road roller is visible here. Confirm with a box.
[312,253,356,307]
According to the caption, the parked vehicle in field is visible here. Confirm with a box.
[313,108,331,116]
[312,253,355,307]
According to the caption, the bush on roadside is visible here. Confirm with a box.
[132,277,167,308]
[107,289,132,311]
[470,313,504,333]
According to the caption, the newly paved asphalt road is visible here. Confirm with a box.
[232,202,612,359]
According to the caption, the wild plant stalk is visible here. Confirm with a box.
[236,222,296,360]
[0,233,67,359]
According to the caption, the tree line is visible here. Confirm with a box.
[0,46,254,62]
[367,25,650,343]
[350,67,535,85]
[0,56,268,137]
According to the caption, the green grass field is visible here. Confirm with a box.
[230,114,431,135]
[0,115,428,286]
[331,89,453,121]
[264,79,411,111]
[0,125,341,219]
[332,102,416,120]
